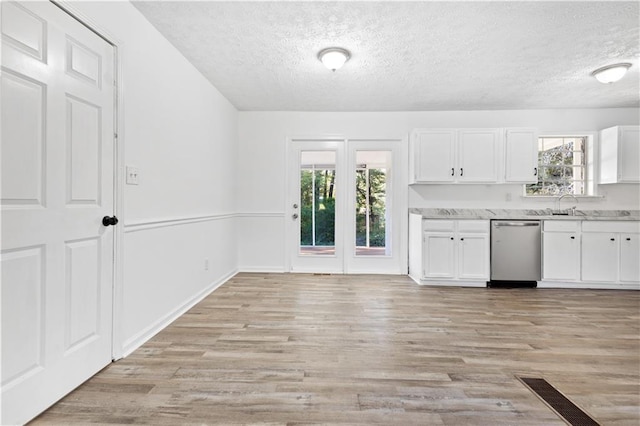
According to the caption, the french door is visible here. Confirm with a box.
[287,138,406,274]
[1,2,116,424]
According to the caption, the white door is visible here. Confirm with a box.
[345,140,406,274]
[288,140,345,273]
[1,2,116,424]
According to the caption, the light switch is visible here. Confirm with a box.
[126,166,139,185]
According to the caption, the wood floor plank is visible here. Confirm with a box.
[30,273,640,425]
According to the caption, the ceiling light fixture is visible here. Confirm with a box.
[318,47,350,71]
[591,63,632,84]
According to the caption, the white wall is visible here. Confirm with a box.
[69,1,238,355]
[237,109,639,271]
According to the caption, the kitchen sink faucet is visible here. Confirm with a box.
[557,193,579,215]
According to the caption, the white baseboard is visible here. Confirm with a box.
[538,281,640,290]
[119,268,238,358]
[418,280,487,288]
[238,266,286,273]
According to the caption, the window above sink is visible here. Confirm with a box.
[525,133,597,197]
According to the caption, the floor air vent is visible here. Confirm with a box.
[518,377,600,426]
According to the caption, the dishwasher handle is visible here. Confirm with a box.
[493,221,540,227]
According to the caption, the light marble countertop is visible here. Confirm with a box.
[410,208,640,221]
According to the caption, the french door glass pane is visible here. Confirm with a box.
[355,151,391,257]
[299,151,336,256]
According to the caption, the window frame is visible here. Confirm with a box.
[523,132,599,198]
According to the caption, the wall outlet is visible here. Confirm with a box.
[126,166,140,185]
[204,258,209,271]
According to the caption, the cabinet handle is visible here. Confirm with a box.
[460,238,464,241]
[626,237,631,241]
[450,237,454,240]
[570,236,575,240]
[534,167,538,176]
[451,168,454,176]
[610,238,615,241]
[460,168,464,176]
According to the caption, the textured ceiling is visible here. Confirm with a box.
[132,1,640,111]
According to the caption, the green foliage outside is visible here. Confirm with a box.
[355,169,386,247]
[299,167,387,248]
[300,169,336,246]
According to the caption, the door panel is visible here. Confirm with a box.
[1,2,116,424]
[346,141,406,274]
[1,69,46,205]
[289,141,344,273]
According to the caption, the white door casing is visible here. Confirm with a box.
[1,1,116,424]
[286,138,407,274]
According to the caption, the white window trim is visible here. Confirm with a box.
[523,131,602,199]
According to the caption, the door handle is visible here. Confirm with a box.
[534,167,538,176]
[102,216,119,227]
[293,204,298,209]
[292,213,299,220]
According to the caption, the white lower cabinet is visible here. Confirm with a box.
[543,221,580,281]
[423,232,455,278]
[458,233,489,279]
[581,232,619,282]
[581,221,640,285]
[542,220,639,288]
[620,234,640,282]
[422,220,489,283]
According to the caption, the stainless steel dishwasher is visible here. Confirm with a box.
[490,220,541,287]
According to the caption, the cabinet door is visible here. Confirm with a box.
[581,233,618,282]
[505,128,538,183]
[457,234,489,280]
[543,232,580,281]
[423,232,455,278]
[413,130,455,182]
[457,129,500,182]
[620,233,640,282]
[619,127,640,183]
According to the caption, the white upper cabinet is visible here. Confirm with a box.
[411,128,500,184]
[410,127,537,184]
[599,125,640,184]
[504,128,538,183]
[413,129,456,182]
[458,129,500,182]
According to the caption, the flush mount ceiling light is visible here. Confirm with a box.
[591,63,632,84]
[318,47,350,71]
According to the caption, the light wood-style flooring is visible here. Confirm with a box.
[32,273,640,425]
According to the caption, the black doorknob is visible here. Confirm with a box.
[102,216,119,227]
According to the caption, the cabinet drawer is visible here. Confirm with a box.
[423,220,455,232]
[543,220,580,232]
[581,221,640,233]
[457,220,489,233]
